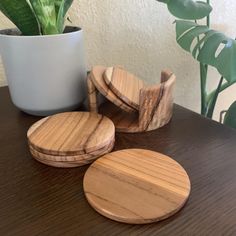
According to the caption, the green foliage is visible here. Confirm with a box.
[56,0,74,33]
[157,0,212,20]
[0,0,40,35]
[158,0,236,120]
[224,101,236,129]
[29,0,58,34]
[176,20,236,84]
[0,0,74,35]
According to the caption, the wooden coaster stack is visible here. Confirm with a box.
[27,112,115,168]
[87,66,176,133]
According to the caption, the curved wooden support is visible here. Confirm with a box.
[139,71,176,131]
[87,68,176,133]
[87,75,98,113]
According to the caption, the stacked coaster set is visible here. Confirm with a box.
[27,66,191,224]
[27,112,115,168]
[87,66,176,133]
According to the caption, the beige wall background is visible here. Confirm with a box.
[1,0,236,120]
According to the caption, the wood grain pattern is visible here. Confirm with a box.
[99,101,140,132]
[30,140,114,168]
[99,71,176,133]
[27,112,115,156]
[90,66,136,113]
[32,154,88,168]
[84,149,191,224]
[104,67,145,110]
[29,139,114,162]
[87,74,98,113]
[139,71,176,131]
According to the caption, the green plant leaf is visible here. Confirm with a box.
[157,0,212,20]
[176,20,236,84]
[0,0,40,35]
[224,101,236,129]
[55,0,74,33]
[55,0,73,17]
[55,0,62,15]
[29,0,59,35]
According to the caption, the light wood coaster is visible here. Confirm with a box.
[30,140,114,168]
[98,71,176,133]
[27,112,115,156]
[84,149,191,224]
[89,66,136,113]
[104,67,145,110]
[32,155,88,168]
[29,139,114,163]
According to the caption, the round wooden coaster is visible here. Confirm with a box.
[32,155,88,168]
[104,67,145,110]
[30,138,114,168]
[29,138,114,163]
[27,112,115,156]
[90,66,136,113]
[84,149,191,224]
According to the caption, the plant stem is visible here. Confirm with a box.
[196,16,209,116]
[200,63,208,115]
[207,81,236,101]
[207,0,210,27]
[200,0,210,116]
[206,76,224,118]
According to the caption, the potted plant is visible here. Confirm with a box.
[157,0,236,122]
[0,0,87,116]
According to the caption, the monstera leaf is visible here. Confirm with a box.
[176,20,236,84]
[0,0,40,35]
[224,101,236,129]
[157,0,212,20]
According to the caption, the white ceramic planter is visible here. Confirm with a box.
[0,27,87,116]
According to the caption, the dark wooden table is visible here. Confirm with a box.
[1,86,236,235]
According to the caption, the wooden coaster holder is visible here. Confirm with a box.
[87,69,176,133]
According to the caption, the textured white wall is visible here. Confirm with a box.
[0,0,236,120]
